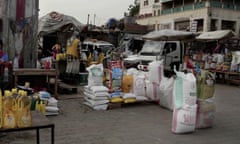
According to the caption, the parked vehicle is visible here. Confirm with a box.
[123,40,185,72]
[82,39,115,56]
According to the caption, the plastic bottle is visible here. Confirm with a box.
[3,67,9,82]
[17,91,32,128]
[3,90,16,128]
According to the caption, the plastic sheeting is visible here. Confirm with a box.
[38,11,85,36]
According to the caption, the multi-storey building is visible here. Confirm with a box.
[137,0,240,36]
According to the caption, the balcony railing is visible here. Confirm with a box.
[138,1,239,19]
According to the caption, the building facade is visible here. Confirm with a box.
[137,0,240,37]
[1,0,39,68]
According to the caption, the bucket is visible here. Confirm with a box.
[79,72,88,86]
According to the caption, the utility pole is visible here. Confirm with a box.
[87,14,90,25]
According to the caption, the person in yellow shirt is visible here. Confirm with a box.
[66,31,80,58]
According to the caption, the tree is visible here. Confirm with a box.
[128,0,140,16]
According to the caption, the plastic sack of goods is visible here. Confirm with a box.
[83,86,109,110]
[172,70,197,134]
[196,99,216,128]
[1,89,32,129]
[86,64,104,87]
[159,76,174,111]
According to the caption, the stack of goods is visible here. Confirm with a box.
[107,61,124,104]
[38,91,59,116]
[230,51,240,72]
[159,76,175,111]
[86,63,104,87]
[1,89,32,129]
[196,70,216,128]
[122,68,148,102]
[84,64,109,110]
[83,86,109,110]
[172,70,197,134]
[145,61,164,102]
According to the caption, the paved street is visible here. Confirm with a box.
[1,84,240,144]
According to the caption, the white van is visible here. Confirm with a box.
[124,40,184,71]
[82,40,114,54]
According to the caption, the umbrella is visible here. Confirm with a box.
[196,30,234,42]
[142,29,197,41]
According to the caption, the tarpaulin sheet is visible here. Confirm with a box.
[38,11,85,36]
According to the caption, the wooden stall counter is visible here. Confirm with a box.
[13,68,58,98]
[0,111,55,144]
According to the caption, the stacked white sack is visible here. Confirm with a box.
[125,68,148,102]
[146,60,164,102]
[86,64,104,87]
[196,70,216,128]
[83,86,109,110]
[39,91,59,116]
[172,71,197,134]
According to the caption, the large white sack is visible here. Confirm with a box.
[84,97,109,106]
[146,80,160,102]
[159,76,174,111]
[173,71,197,109]
[172,104,197,134]
[84,92,109,100]
[87,64,103,86]
[84,102,108,110]
[148,60,164,84]
[133,74,146,96]
[196,99,216,129]
[90,86,109,93]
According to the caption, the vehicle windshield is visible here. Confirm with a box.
[140,41,163,56]
[99,45,114,53]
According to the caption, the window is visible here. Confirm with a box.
[154,0,159,3]
[144,0,149,6]
[163,43,177,55]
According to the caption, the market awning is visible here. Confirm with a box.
[38,11,85,36]
[142,29,197,41]
[160,0,173,3]
[196,30,234,41]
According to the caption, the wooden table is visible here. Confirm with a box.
[13,68,58,98]
[0,111,55,144]
[210,70,240,85]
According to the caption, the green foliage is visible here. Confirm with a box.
[128,0,140,16]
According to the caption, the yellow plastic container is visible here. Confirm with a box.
[3,90,17,129]
[16,91,32,128]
